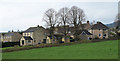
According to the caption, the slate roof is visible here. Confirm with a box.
[78,30,92,35]
[47,34,63,39]
[24,27,37,32]
[23,36,33,40]
[4,32,15,36]
[91,22,109,30]
[80,23,91,30]
[24,26,44,32]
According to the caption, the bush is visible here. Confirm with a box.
[2,42,20,48]
[79,40,92,43]
[94,37,100,39]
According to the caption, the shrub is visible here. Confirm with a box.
[2,42,20,48]
[94,37,100,39]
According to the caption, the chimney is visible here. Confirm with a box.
[87,21,89,24]
[12,30,14,32]
[97,22,101,24]
[37,25,40,27]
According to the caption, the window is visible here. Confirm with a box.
[27,33,29,36]
[43,39,46,43]
[103,34,106,37]
[103,29,106,31]
[24,33,26,36]
[99,29,100,31]
[103,34,106,39]
[99,34,101,37]
[28,40,31,43]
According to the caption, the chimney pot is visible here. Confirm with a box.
[87,21,89,24]
[37,25,40,27]
[97,22,101,24]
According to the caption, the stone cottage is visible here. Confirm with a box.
[89,22,109,39]
[0,32,22,42]
[20,25,46,46]
[78,30,92,40]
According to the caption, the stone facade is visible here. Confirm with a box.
[20,26,46,46]
[0,32,22,42]
[46,34,64,44]
[89,22,109,39]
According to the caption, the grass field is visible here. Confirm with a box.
[2,40,118,59]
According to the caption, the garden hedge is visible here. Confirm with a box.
[2,42,20,48]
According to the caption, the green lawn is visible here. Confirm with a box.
[2,40,118,59]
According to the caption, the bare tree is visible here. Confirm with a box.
[57,7,70,42]
[69,6,86,41]
[43,8,58,36]
[57,7,70,35]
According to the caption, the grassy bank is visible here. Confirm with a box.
[2,40,118,59]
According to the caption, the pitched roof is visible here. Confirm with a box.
[24,27,37,32]
[81,23,91,30]
[23,36,33,40]
[24,26,44,32]
[78,30,92,35]
[4,32,15,36]
[91,22,109,29]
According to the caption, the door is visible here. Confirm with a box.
[22,40,24,45]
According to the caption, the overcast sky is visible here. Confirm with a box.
[0,0,119,32]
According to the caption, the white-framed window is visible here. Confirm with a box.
[24,33,26,36]
[27,33,29,36]
[28,40,31,43]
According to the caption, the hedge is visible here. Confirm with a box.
[2,42,20,48]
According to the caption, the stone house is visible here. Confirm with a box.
[0,32,22,42]
[46,34,63,44]
[46,34,70,44]
[54,25,74,42]
[20,26,46,46]
[78,30,92,40]
[89,22,109,39]
[53,21,92,41]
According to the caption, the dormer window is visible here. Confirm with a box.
[103,29,106,31]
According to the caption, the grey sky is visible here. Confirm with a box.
[0,0,119,32]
